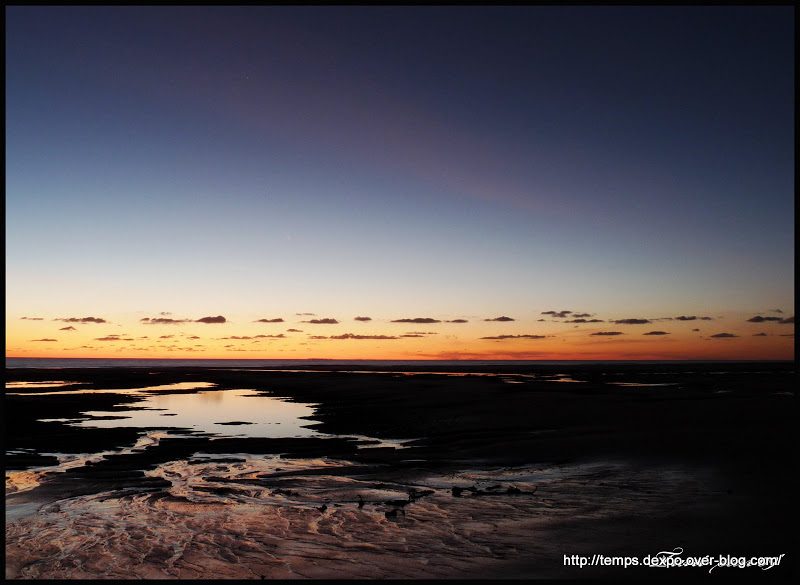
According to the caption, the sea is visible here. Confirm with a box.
[5,357,772,369]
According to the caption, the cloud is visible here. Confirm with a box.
[541,310,572,318]
[196,315,226,324]
[401,334,424,338]
[329,334,398,340]
[710,333,738,338]
[674,316,697,321]
[354,316,372,321]
[59,326,77,331]
[746,315,783,323]
[612,318,651,325]
[20,317,44,320]
[255,318,284,323]
[699,317,713,320]
[446,319,469,323]
[159,335,175,339]
[692,328,700,332]
[95,335,123,341]
[141,317,191,324]
[779,316,794,324]
[770,309,784,313]
[572,313,592,318]
[55,317,107,324]
[480,334,547,340]
[187,335,200,340]
[309,335,328,339]
[254,334,286,339]
[753,333,768,337]
[303,318,339,324]
[643,331,670,336]
[31,338,58,342]
[484,316,515,322]
[565,318,605,323]
[286,329,303,333]
[296,312,316,316]
[391,318,441,323]
[590,331,623,336]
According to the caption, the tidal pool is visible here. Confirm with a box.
[70,388,322,439]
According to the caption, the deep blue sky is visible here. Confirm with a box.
[6,6,794,359]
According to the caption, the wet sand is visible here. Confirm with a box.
[4,362,795,578]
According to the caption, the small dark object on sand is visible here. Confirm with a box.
[317,504,328,513]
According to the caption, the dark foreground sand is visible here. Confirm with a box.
[5,362,796,579]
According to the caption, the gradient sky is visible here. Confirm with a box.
[6,6,794,360]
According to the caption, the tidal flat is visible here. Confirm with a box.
[4,363,795,578]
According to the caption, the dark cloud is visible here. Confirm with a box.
[221,336,253,340]
[746,316,782,323]
[303,318,339,324]
[779,316,794,324]
[771,309,784,313]
[484,316,515,322]
[159,335,175,339]
[674,316,698,321]
[141,317,191,324]
[779,333,794,337]
[286,329,303,333]
[612,318,651,325]
[692,328,700,332]
[59,326,77,331]
[699,317,713,320]
[309,335,328,339]
[542,310,572,318]
[56,317,107,324]
[254,334,285,339]
[401,334,424,338]
[710,333,738,338]
[643,331,670,336]
[753,333,768,336]
[391,318,441,323]
[572,313,592,318]
[354,316,372,321]
[480,334,547,340]
[330,334,398,340]
[95,335,122,341]
[590,331,623,336]
[565,318,605,324]
[196,315,226,324]
[446,319,469,323]
[21,317,44,320]
[31,338,58,342]
[255,318,284,323]
[187,336,200,340]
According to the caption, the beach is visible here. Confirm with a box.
[5,362,795,579]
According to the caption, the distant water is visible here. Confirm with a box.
[4,357,757,369]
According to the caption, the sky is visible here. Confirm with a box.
[5,6,794,360]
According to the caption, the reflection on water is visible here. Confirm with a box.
[5,380,76,390]
[73,389,322,439]
[607,382,679,387]
[5,382,217,396]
